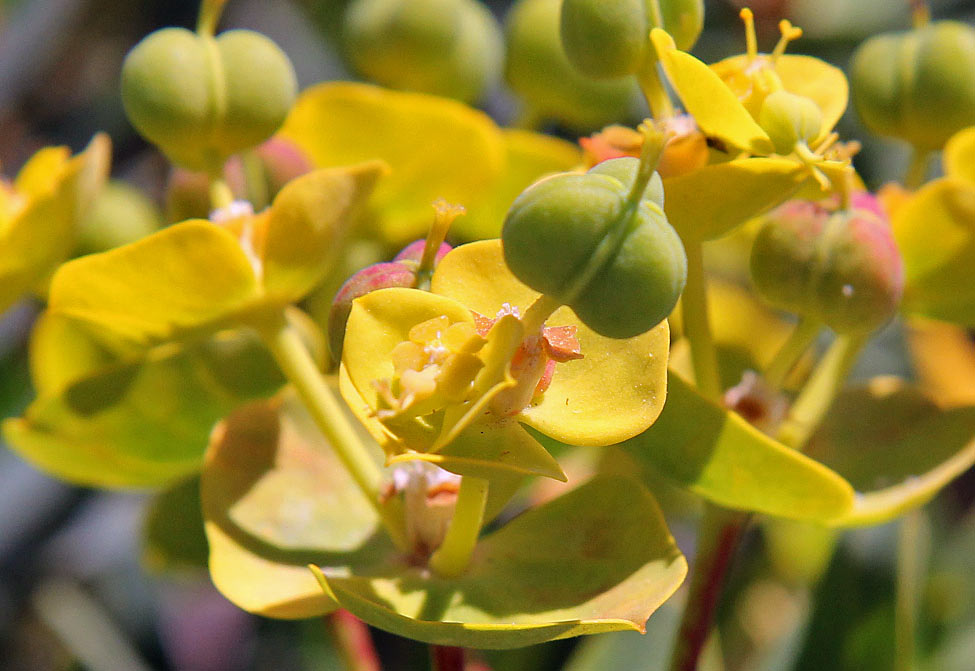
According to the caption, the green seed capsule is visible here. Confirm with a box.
[503,162,686,338]
[759,91,823,155]
[343,0,503,104]
[76,181,162,255]
[851,20,975,151]
[121,27,297,171]
[560,0,704,78]
[588,156,665,206]
[750,201,905,334]
[504,0,638,131]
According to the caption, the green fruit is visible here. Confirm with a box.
[504,0,638,130]
[759,91,823,155]
[76,181,162,255]
[851,20,975,151]
[588,157,665,206]
[121,27,297,171]
[750,201,905,334]
[560,0,704,78]
[343,0,503,104]
[503,163,686,338]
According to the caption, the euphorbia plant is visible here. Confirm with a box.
[2,1,974,670]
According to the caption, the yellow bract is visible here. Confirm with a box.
[650,14,847,158]
[893,126,975,326]
[0,134,110,314]
[48,162,387,351]
[278,82,580,246]
[339,240,670,481]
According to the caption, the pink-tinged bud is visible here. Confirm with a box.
[329,262,419,360]
[224,138,314,205]
[393,239,453,265]
[750,200,905,334]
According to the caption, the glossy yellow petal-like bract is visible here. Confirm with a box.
[893,178,975,326]
[279,82,505,245]
[262,161,388,301]
[944,126,975,184]
[663,158,808,241]
[0,134,111,313]
[624,372,855,521]
[431,239,541,318]
[311,477,686,649]
[49,221,263,349]
[203,392,385,619]
[651,29,773,155]
[433,240,670,446]
[14,146,71,197]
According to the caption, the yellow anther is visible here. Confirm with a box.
[739,8,757,61]
[771,20,803,61]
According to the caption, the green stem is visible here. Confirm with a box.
[763,318,822,390]
[520,293,563,336]
[903,148,929,190]
[428,476,489,577]
[680,239,722,401]
[637,55,675,120]
[776,334,866,451]
[667,505,749,671]
[258,314,410,552]
[895,509,928,671]
[197,0,228,37]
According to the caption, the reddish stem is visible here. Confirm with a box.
[670,508,749,671]
[327,610,381,671]
[431,646,465,671]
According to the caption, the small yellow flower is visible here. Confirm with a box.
[339,239,670,481]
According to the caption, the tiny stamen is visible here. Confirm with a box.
[740,8,757,61]
[771,20,803,61]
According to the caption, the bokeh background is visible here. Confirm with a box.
[1,1,973,669]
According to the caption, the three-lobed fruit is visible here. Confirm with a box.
[121,27,297,171]
[759,91,823,155]
[504,0,638,131]
[750,200,905,334]
[560,0,704,78]
[850,20,975,151]
[343,0,503,104]
[503,158,686,338]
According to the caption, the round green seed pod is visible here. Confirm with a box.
[504,0,638,131]
[503,164,687,338]
[571,199,687,338]
[588,156,665,206]
[76,181,162,255]
[851,20,975,152]
[759,91,823,155]
[750,201,905,334]
[560,0,704,78]
[503,173,625,301]
[121,27,297,171]
[343,0,503,104]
